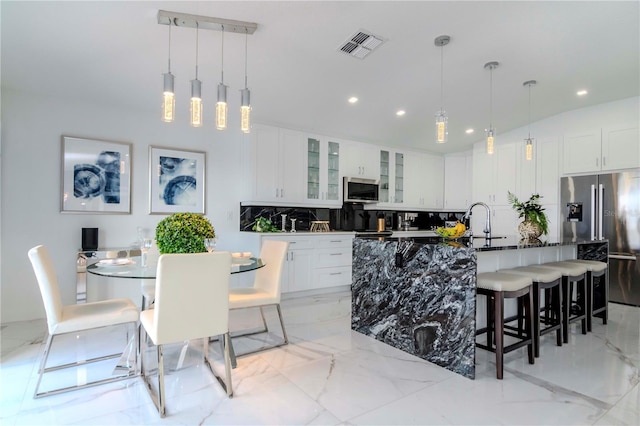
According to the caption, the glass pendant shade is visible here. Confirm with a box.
[216,83,228,130]
[525,139,533,161]
[162,72,175,122]
[486,128,495,155]
[240,88,251,133]
[435,111,447,143]
[190,79,202,127]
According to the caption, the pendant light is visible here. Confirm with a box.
[161,20,175,123]
[216,25,228,131]
[240,28,251,133]
[484,61,499,155]
[523,80,536,161]
[190,22,203,127]
[434,35,450,144]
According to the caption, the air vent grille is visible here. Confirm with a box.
[338,30,384,59]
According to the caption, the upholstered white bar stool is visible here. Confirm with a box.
[563,259,608,331]
[498,266,563,358]
[476,272,535,380]
[537,261,588,343]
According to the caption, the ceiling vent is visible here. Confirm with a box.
[338,30,384,59]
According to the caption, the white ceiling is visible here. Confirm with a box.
[2,1,639,154]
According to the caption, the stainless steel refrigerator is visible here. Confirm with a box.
[561,170,640,306]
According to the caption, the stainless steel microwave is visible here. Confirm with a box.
[343,177,379,203]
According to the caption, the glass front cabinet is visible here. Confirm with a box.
[306,137,341,206]
[378,150,404,206]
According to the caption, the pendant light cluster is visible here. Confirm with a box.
[157,10,258,133]
[523,80,537,161]
[434,35,450,144]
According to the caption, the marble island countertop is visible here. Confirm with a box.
[361,235,605,252]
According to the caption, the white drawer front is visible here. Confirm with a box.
[315,248,352,268]
[312,265,352,288]
[262,236,313,250]
[315,237,353,249]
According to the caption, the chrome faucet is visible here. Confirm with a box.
[463,202,492,239]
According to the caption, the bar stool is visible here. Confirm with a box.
[498,266,563,358]
[563,259,608,331]
[476,272,535,379]
[537,261,588,343]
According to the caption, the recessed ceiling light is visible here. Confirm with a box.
[577,89,588,96]
[396,110,406,116]
[348,97,358,104]
[465,128,474,134]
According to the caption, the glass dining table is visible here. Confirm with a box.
[86,255,263,371]
[86,256,265,279]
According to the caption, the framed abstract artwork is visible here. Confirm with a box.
[149,146,206,214]
[61,136,131,214]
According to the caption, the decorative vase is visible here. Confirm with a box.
[518,219,543,240]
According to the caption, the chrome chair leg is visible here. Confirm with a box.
[34,324,139,399]
[204,335,233,397]
[276,304,289,345]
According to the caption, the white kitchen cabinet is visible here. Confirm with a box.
[472,142,518,206]
[517,136,560,205]
[306,137,341,206]
[251,124,305,204]
[402,152,444,209]
[602,124,640,171]
[444,151,472,210]
[260,234,353,293]
[378,150,404,206]
[535,137,560,204]
[341,141,380,180]
[562,129,602,174]
[562,123,639,174]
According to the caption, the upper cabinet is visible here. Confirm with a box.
[562,123,639,174]
[305,137,341,207]
[341,141,380,180]
[601,124,640,171]
[378,150,404,205]
[444,151,472,210]
[404,151,444,209]
[248,124,305,204]
[472,142,518,206]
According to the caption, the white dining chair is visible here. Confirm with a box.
[139,252,233,418]
[28,245,139,398]
[229,239,289,355]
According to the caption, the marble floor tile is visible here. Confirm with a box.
[1,295,638,425]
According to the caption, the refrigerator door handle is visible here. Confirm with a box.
[609,253,637,261]
[598,183,604,240]
[590,184,596,241]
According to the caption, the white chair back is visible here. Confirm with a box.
[28,245,63,334]
[254,240,289,301]
[152,252,232,345]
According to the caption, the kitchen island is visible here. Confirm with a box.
[351,236,604,380]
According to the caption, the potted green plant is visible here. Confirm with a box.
[155,212,215,254]
[507,191,549,239]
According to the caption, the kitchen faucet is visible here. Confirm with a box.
[463,202,492,239]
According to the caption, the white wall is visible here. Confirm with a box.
[1,89,248,323]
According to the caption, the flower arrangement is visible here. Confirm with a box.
[507,191,549,236]
[155,212,215,254]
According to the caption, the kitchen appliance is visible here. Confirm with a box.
[344,177,379,203]
[560,170,640,306]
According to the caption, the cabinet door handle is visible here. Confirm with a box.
[276,188,279,198]
[281,188,285,198]
[596,158,599,167]
[330,272,343,276]
[330,240,342,243]
[603,157,606,167]
[330,253,343,256]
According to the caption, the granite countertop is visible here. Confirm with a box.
[359,234,606,252]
